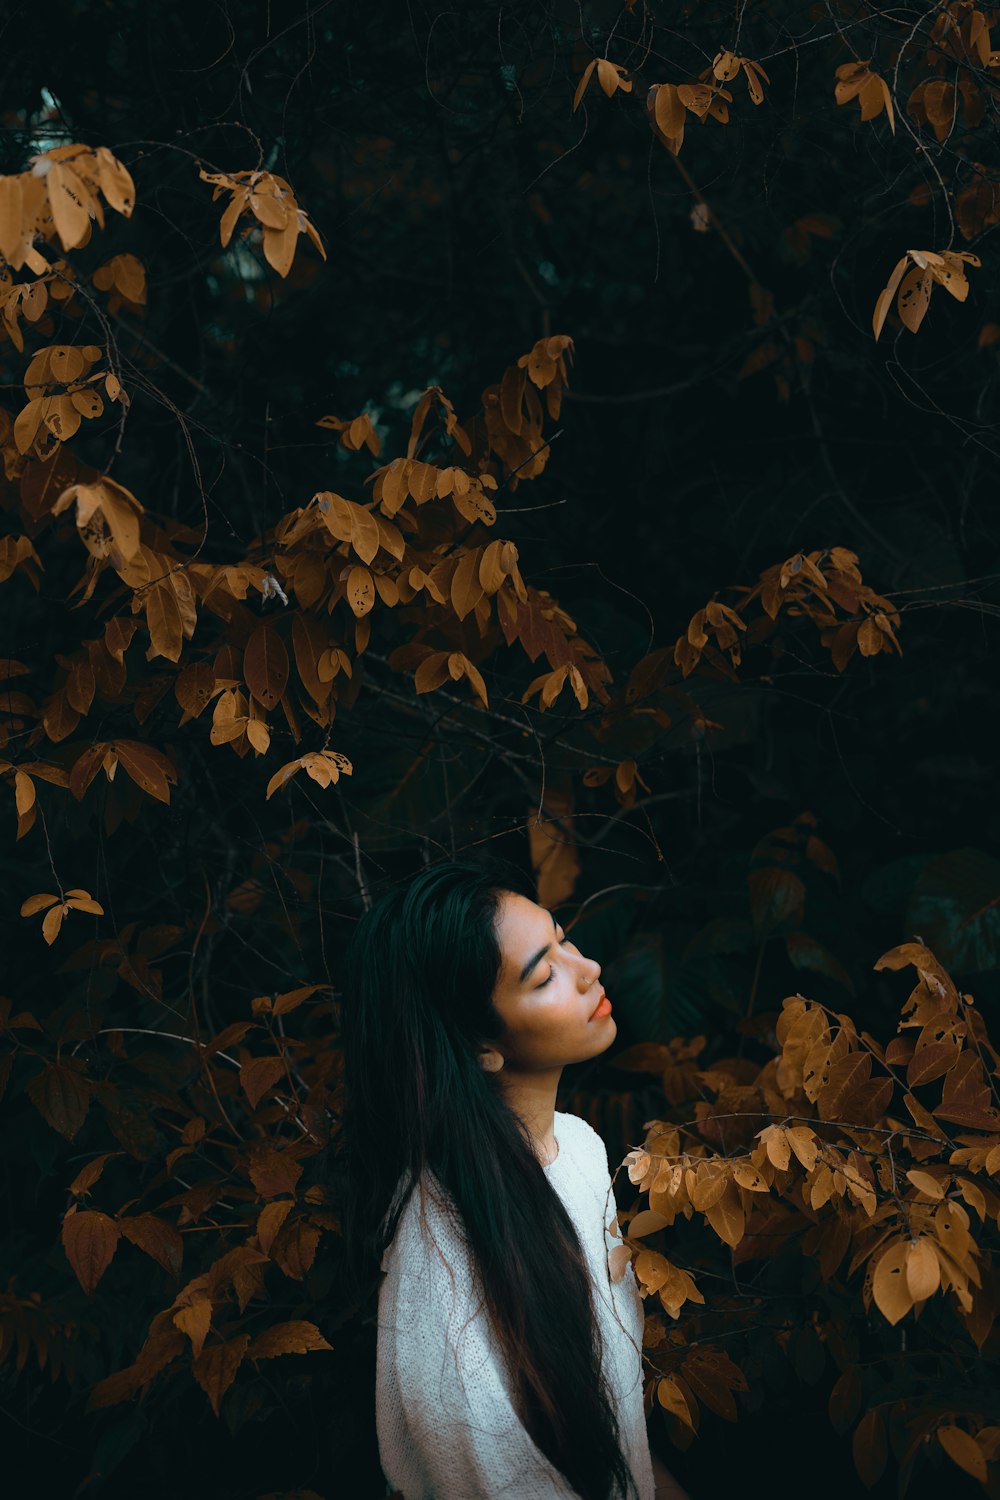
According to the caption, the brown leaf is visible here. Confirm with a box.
[246,1319,333,1360]
[144,580,185,662]
[897,264,931,334]
[443,550,483,621]
[27,1062,92,1139]
[113,740,177,804]
[191,1334,250,1417]
[905,1237,940,1301]
[62,1209,120,1295]
[828,1366,862,1435]
[175,663,217,724]
[871,1238,914,1326]
[272,983,323,1016]
[906,1040,960,1088]
[47,161,93,250]
[748,867,805,934]
[120,1214,184,1278]
[852,1407,888,1488]
[655,1376,695,1429]
[257,1199,295,1255]
[20,891,60,917]
[240,1054,286,1110]
[271,1219,321,1280]
[704,1177,745,1248]
[246,1143,304,1198]
[572,59,598,112]
[345,565,374,617]
[69,1151,121,1197]
[0,175,25,265]
[173,1294,212,1358]
[937,1427,988,1484]
[244,623,289,711]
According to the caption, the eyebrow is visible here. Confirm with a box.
[519,910,561,985]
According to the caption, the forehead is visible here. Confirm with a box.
[495,891,555,981]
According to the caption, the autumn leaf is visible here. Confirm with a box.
[27,1062,92,1138]
[937,1426,988,1483]
[21,887,104,944]
[240,1054,286,1110]
[264,749,353,799]
[573,58,631,112]
[119,1214,184,1278]
[191,1334,250,1416]
[113,740,178,804]
[835,62,895,134]
[852,1407,888,1487]
[871,1238,914,1325]
[62,1209,121,1295]
[197,166,324,278]
[246,1144,304,1198]
[245,1320,333,1360]
[256,1199,295,1255]
[873,249,980,341]
[69,1151,122,1197]
[244,622,289,711]
[173,1294,212,1358]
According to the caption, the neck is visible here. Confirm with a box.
[496,1066,561,1162]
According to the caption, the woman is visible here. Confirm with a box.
[338,856,691,1500]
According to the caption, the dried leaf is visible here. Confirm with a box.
[62,1209,120,1295]
[191,1334,250,1416]
[240,1054,286,1110]
[246,1319,333,1360]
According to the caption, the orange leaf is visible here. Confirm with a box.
[144,580,185,663]
[656,1376,695,1429]
[20,891,59,916]
[346,565,374,617]
[704,1177,745,1247]
[905,1237,940,1301]
[572,59,598,112]
[872,1238,914,1325]
[42,903,68,944]
[897,264,931,334]
[47,161,93,250]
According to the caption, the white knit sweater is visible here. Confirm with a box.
[375,1109,655,1500]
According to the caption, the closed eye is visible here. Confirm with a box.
[537,929,570,987]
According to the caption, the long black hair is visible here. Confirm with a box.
[335,855,641,1500]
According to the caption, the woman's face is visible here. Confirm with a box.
[488,891,616,1070]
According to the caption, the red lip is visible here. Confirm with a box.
[588,990,610,1020]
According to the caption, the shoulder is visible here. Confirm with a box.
[556,1109,611,1179]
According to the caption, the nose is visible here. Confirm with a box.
[578,956,601,989]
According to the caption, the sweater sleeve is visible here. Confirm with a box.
[377,1184,579,1500]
